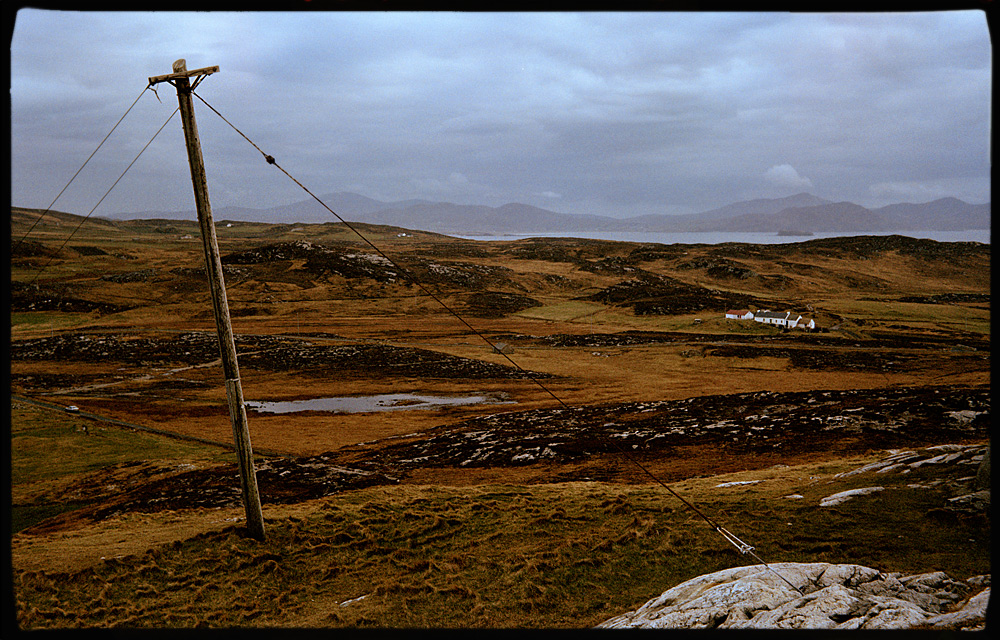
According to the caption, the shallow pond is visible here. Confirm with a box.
[245,393,512,414]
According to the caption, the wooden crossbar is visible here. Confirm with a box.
[148,61,219,86]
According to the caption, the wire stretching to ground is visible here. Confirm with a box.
[192,89,805,596]
[191,92,561,391]
[25,106,180,287]
[12,85,153,257]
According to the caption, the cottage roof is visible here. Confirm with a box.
[756,310,789,319]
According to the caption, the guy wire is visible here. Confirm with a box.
[192,89,805,596]
[26,107,180,287]
[13,84,153,256]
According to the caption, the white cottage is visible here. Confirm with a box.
[753,310,792,326]
[725,308,817,330]
[753,310,816,329]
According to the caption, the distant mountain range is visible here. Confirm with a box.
[106,192,990,236]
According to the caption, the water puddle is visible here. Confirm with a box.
[245,393,512,414]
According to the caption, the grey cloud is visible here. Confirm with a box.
[9,10,991,219]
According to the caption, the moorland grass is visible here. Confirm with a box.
[12,471,989,629]
[10,214,990,629]
[833,298,990,328]
[10,402,228,533]
[12,399,989,628]
[8,312,96,335]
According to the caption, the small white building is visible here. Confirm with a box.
[754,310,792,326]
[753,310,816,330]
[725,308,817,330]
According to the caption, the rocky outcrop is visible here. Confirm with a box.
[584,273,759,315]
[597,562,990,630]
[9,281,133,314]
[465,291,542,318]
[9,332,547,379]
[818,486,884,507]
[360,390,989,470]
[829,443,990,517]
[834,443,988,478]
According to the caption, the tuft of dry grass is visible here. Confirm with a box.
[12,465,990,629]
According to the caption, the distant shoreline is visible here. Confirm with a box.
[452,229,991,245]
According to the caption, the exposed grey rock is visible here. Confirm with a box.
[925,588,990,631]
[827,444,990,518]
[597,562,989,630]
[819,486,884,507]
[967,574,991,588]
[836,444,988,479]
[835,451,919,478]
[944,490,991,515]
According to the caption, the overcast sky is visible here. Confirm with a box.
[9,10,992,219]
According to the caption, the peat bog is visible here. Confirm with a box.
[9,210,990,628]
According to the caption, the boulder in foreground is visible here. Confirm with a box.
[597,562,989,630]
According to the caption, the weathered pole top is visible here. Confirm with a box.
[148,59,220,86]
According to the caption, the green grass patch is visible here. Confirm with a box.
[10,402,228,534]
[10,502,92,535]
[11,405,220,486]
[10,311,95,333]
[831,300,990,332]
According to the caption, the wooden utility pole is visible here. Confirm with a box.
[149,59,265,540]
